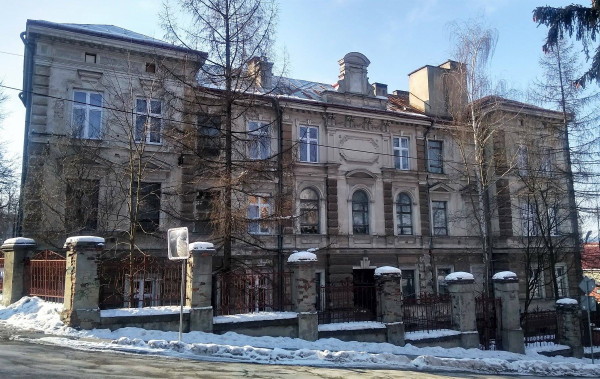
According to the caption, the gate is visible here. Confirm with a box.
[317,279,377,324]
[476,295,502,350]
[25,250,66,303]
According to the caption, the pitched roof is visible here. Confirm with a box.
[27,20,203,56]
[582,243,600,269]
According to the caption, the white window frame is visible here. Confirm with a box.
[299,125,319,163]
[248,195,271,234]
[248,120,271,159]
[436,266,453,295]
[72,90,103,139]
[555,263,569,298]
[135,98,162,144]
[431,200,448,236]
[396,192,413,235]
[393,136,410,170]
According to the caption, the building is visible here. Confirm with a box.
[18,20,581,305]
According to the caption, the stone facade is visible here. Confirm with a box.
[18,20,581,306]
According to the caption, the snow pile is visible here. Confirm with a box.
[287,251,317,262]
[556,298,578,305]
[445,272,474,281]
[214,312,297,324]
[101,306,190,317]
[2,237,36,246]
[492,271,518,281]
[374,266,401,276]
[64,236,105,246]
[2,297,600,376]
[318,321,385,332]
[189,241,215,252]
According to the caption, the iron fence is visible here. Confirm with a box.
[317,279,377,324]
[521,308,558,347]
[403,293,452,332]
[24,250,66,303]
[214,269,292,316]
[476,295,502,350]
[98,252,183,309]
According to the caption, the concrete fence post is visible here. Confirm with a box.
[556,298,583,358]
[375,266,405,346]
[61,236,104,329]
[446,271,479,349]
[186,242,216,332]
[288,250,318,341]
[492,271,525,354]
[1,238,36,306]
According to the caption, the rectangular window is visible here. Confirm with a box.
[520,199,539,236]
[65,179,99,232]
[393,137,410,170]
[517,145,529,176]
[194,191,215,234]
[528,266,544,299]
[135,98,162,144]
[427,140,443,173]
[85,52,97,63]
[436,267,452,295]
[72,91,102,139]
[555,263,569,298]
[248,195,271,234]
[299,125,319,163]
[248,121,270,159]
[134,182,161,232]
[540,147,553,175]
[198,114,221,156]
[402,269,416,299]
[432,200,448,236]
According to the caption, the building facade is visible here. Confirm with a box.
[18,20,581,304]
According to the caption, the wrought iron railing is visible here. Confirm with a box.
[521,308,558,346]
[403,293,452,332]
[25,250,66,303]
[317,279,377,324]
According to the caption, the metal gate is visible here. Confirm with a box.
[25,250,66,303]
[476,295,502,350]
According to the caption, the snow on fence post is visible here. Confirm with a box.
[288,250,318,341]
[375,266,405,346]
[556,298,584,358]
[492,271,525,354]
[186,242,216,332]
[61,236,104,329]
[446,271,479,349]
[1,237,36,306]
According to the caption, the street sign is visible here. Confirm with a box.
[580,277,596,294]
[581,295,597,311]
[167,227,190,260]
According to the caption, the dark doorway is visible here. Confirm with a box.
[352,268,376,318]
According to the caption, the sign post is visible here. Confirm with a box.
[580,276,596,363]
[167,227,190,343]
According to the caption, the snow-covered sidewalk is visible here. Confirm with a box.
[1,297,599,376]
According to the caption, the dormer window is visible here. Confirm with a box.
[85,53,97,64]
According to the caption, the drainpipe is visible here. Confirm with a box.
[16,30,35,236]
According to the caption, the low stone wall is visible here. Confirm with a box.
[213,317,298,338]
[100,313,190,332]
[318,327,387,343]
[406,333,462,348]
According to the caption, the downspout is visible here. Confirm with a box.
[16,30,35,236]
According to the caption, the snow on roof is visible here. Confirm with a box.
[445,272,474,282]
[374,266,401,276]
[64,236,105,245]
[189,242,215,251]
[492,271,518,281]
[2,237,36,246]
[556,298,578,305]
[287,250,317,263]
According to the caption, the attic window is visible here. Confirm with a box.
[145,63,156,73]
[85,53,97,64]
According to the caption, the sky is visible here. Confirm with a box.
[0,0,588,162]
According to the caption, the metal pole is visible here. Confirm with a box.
[587,305,594,364]
[179,259,186,342]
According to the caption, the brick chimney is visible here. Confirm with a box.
[408,60,466,117]
[247,56,273,89]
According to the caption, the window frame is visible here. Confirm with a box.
[299,188,320,234]
[65,179,100,231]
[248,120,271,160]
[555,263,569,298]
[299,125,319,163]
[396,192,413,235]
[198,114,221,156]
[248,194,271,234]
[72,90,103,139]
[431,200,448,236]
[393,136,410,170]
[135,98,163,144]
[436,266,453,295]
[352,190,370,235]
[427,140,443,174]
[133,182,161,232]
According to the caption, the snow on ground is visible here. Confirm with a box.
[1,297,600,376]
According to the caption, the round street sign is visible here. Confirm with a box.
[580,277,596,294]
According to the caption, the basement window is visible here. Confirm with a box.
[145,62,156,73]
[85,52,97,64]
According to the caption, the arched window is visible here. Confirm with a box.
[352,190,369,234]
[396,193,413,235]
[299,188,319,234]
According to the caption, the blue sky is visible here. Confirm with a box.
[0,0,587,159]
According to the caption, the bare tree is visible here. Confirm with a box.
[0,83,19,240]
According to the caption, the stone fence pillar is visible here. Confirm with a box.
[186,242,216,332]
[375,266,405,346]
[556,298,583,358]
[61,236,104,329]
[446,271,479,349]
[492,271,525,354]
[1,238,36,306]
[288,250,318,341]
